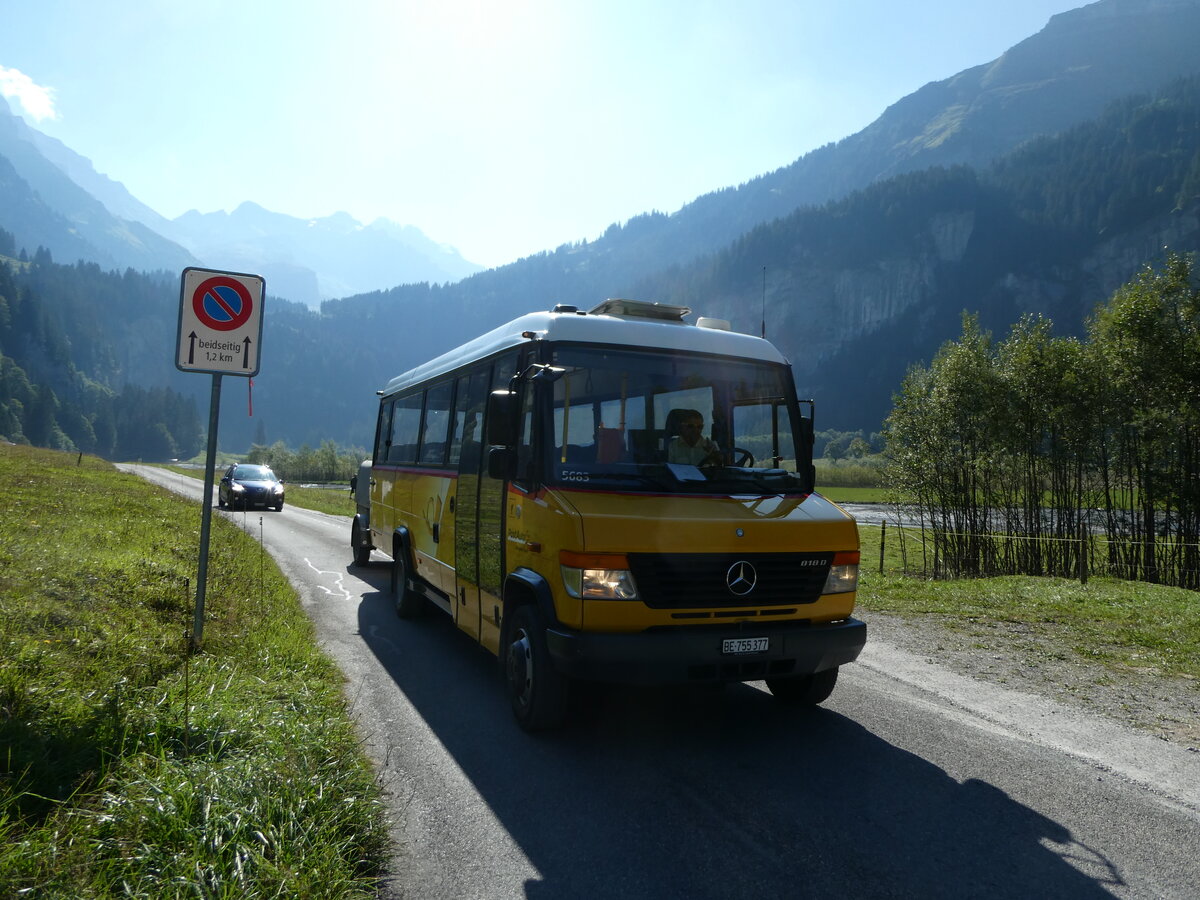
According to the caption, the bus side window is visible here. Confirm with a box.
[419,381,454,465]
[375,400,394,465]
[449,374,469,466]
[516,384,537,485]
[493,354,518,394]
[389,393,422,464]
[732,401,797,468]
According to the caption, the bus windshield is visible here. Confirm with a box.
[543,345,813,494]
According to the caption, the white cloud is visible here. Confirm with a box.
[0,65,58,122]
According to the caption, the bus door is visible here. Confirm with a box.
[414,381,455,594]
[371,398,396,547]
[454,354,518,648]
[452,369,490,641]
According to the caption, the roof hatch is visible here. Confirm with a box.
[588,298,691,322]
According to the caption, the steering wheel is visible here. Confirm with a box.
[730,447,755,468]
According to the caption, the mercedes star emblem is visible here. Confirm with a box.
[726,560,757,596]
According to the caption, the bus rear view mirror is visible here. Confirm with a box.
[798,415,814,444]
[487,390,519,446]
[488,447,516,479]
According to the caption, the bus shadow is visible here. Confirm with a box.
[355,586,1121,899]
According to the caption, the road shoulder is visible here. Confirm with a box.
[857,610,1199,811]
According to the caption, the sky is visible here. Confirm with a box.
[1,0,1090,269]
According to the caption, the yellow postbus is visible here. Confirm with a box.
[351,299,865,730]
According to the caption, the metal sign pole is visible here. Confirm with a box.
[191,372,222,651]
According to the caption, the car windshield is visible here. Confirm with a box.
[233,465,276,481]
[539,345,812,495]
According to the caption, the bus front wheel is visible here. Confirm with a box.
[766,667,838,706]
[505,604,570,731]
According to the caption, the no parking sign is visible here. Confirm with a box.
[176,267,265,376]
[174,266,266,649]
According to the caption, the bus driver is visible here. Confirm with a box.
[667,409,723,467]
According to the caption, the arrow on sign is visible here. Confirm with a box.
[243,337,253,370]
[187,331,198,364]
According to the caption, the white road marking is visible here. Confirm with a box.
[304,557,354,602]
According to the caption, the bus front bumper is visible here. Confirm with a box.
[543,617,866,685]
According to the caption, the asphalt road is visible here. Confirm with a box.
[121,465,1200,899]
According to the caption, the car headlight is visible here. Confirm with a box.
[560,551,638,600]
[232,484,245,493]
[823,551,860,594]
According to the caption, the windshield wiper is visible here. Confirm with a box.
[696,469,805,492]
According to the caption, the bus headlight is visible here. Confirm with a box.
[823,551,860,594]
[560,552,639,600]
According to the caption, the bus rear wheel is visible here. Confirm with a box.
[392,547,424,619]
[351,521,371,567]
[766,667,838,706]
[505,604,570,731]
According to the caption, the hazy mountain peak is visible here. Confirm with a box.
[162,203,484,305]
[233,200,270,216]
[321,210,359,229]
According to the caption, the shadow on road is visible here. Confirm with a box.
[354,575,1120,899]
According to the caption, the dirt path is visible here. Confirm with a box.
[859,609,1200,750]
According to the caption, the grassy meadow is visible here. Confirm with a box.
[814,457,886,503]
[0,446,388,898]
[855,522,1200,682]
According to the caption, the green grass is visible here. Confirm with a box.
[286,484,357,516]
[856,522,1200,681]
[0,446,388,898]
[813,457,887,502]
[817,485,887,503]
[813,457,883,486]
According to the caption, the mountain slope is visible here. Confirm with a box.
[646,77,1200,429]
[17,117,176,233]
[3,0,1197,309]
[0,153,98,265]
[0,97,196,272]
[0,97,482,304]
[566,0,1200,287]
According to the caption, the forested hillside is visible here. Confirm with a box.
[656,76,1200,428]
[315,76,1200,438]
[0,240,201,458]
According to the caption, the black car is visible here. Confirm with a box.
[218,464,285,511]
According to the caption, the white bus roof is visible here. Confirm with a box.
[379,299,789,397]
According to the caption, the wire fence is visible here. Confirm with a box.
[871,518,1200,590]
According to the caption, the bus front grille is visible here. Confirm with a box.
[627,552,832,609]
